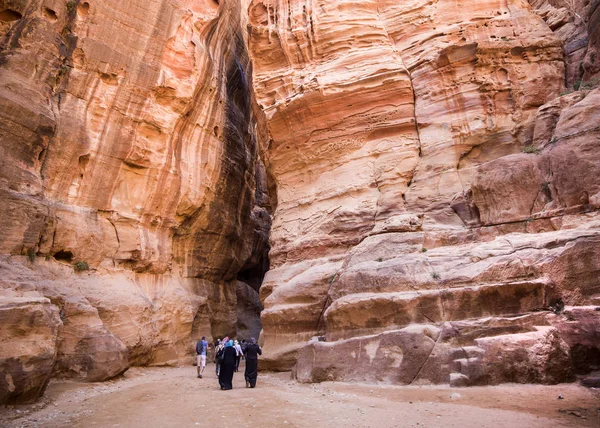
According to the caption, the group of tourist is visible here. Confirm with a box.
[195,335,262,390]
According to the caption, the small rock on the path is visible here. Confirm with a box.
[450,393,461,400]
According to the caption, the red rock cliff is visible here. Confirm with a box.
[1,0,599,403]
[247,0,600,385]
[0,0,270,403]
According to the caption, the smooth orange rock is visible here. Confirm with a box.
[0,0,271,402]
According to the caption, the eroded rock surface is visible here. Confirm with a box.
[246,0,600,384]
[0,0,271,403]
[529,0,600,86]
[1,0,600,402]
[0,294,60,404]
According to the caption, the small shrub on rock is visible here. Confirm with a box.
[74,261,89,271]
[523,145,540,154]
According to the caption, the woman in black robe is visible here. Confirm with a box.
[244,337,262,388]
[218,340,237,390]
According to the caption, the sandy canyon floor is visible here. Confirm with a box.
[1,364,599,428]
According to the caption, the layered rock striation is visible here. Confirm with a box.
[247,0,600,384]
[0,0,270,403]
[1,0,600,403]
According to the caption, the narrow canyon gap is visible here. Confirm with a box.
[1,0,600,404]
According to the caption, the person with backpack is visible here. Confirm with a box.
[195,336,209,378]
[244,337,262,388]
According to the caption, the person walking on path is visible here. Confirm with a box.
[244,337,262,388]
[234,340,243,372]
[214,337,226,376]
[196,336,209,378]
[218,340,237,390]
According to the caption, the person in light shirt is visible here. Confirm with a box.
[195,336,209,378]
[233,340,244,372]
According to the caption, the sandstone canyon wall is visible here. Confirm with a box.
[0,0,269,404]
[1,0,600,404]
[247,0,600,385]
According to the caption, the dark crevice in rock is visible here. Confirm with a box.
[410,330,442,384]
[571,343,600,374]
[314,272,339,334]
[53,0,80,95]
[236,253,269,293]
[43,7,58,21]
[168,2,272,339]
[106,216,120,268]
[0,9,22,23]
[0,3,35,67]
[176,4,271,285]
[53,250,73,263]
[219,12,271,332]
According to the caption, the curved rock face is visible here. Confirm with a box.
[247,0,600,382]
[0,0,270,403]
[1,0,269,278]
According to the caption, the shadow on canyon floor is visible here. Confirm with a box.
[1,366,599,427]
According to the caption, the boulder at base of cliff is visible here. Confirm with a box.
[0,297,61,404]
[51,295,130,382]
[294,325,440,384]
[473,327,574,385]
